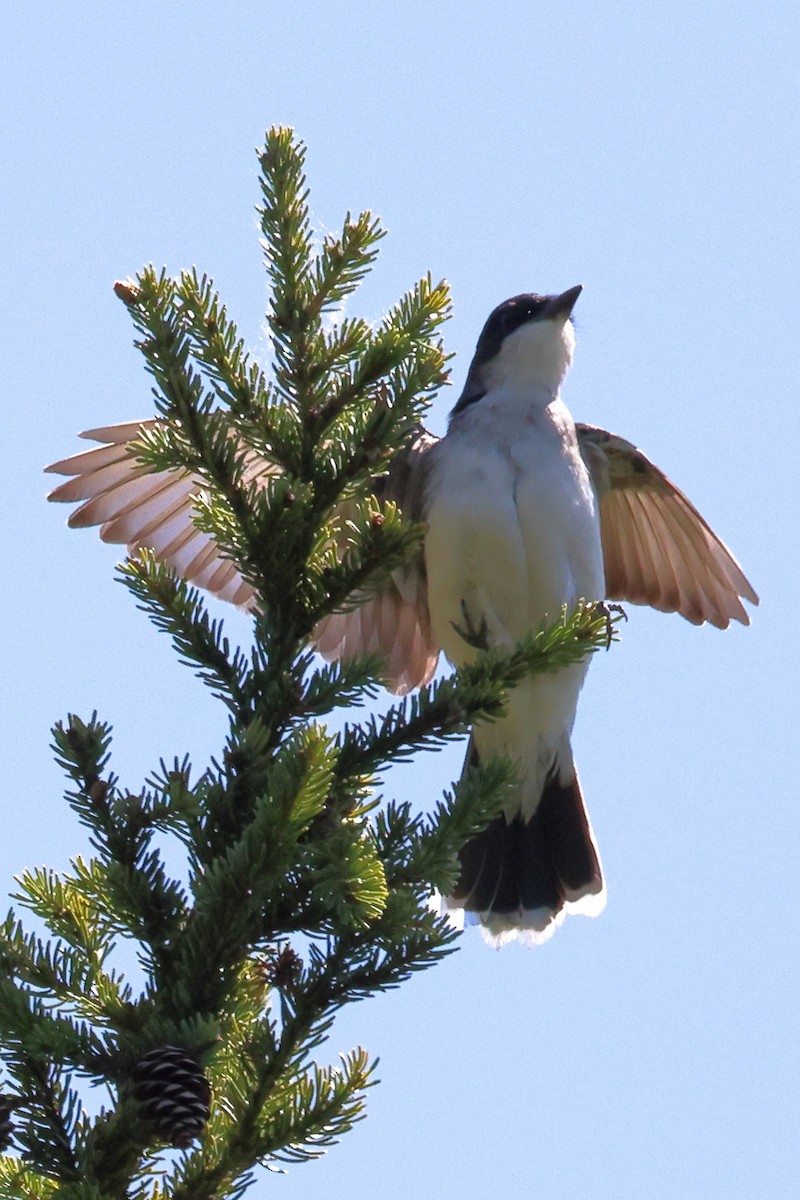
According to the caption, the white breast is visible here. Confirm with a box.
[424,396,604,668]
[423,393,605,806]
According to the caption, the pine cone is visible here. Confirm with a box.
[0,1095,15,1153]
[131,1046,211,1149]
[263,945,303,994]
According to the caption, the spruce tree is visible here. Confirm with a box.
[0,128,615,1197]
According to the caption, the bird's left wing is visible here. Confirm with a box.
[47,420,441,693]
[577,424,758,628]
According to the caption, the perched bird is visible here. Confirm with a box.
[47,286,758,944]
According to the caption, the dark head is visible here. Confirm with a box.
[453,285,582,416]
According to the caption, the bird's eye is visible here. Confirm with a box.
[507,303,535,331]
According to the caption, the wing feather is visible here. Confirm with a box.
[48,419,441,692]
[311,428,441,693]
[629,492,683,612]
[578,424,757,628]
[47,420,257,610]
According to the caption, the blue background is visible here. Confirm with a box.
[2,3,797,1197]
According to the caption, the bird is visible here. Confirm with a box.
[46,286,758,944]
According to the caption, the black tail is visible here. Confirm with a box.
[451,761,604,938]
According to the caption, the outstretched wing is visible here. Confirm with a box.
[313,427,440,694]
[47,420,441,693]
[577,424,758,628]
[46,420,263,608]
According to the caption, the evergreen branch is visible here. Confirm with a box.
[78,1099,153,1196]
[172,746,332,1010]
[314,317,373,376]
[11,870,115,963]
[173,271,272,417]
[303,822,389,930]
[312,275,451,432]
[184,471,316,624]
[168,1051,375,1198]
[120,412,210,480]
[119,420,309,643]
[310,211,385,315]
[400,757,519,893]
[0,1053,81,1181]
[0,972,98,1071]
[169,272,308,472]
[367,755,520,899]
[118,555,250,715]
[299,654,383,716]
[100,853,189,975]
[258,128,316,412]
[253,1048,375,1163]
[336,602,621,780]
[141,758,202,845]
[117,287,274,564]
[0,1160,59,1199]
[302,503,423,637]
[383,273,454,345]
[303,401,400,499]
[115,268,215,426]
[53,721,194,866]
[22,1068,82,1182]
[51,713,113,800]
[135,409,266,571]
[50,718,192,965]
[0,908,132,1027]
[162,902,453,1195]
[166,918,428,1197]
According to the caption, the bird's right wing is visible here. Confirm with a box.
[46,420,262,608]
[47,420,441,694]
[312,427,441,694]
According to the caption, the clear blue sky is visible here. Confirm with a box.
[2,2,798,1197]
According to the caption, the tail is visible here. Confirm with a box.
[446,746,605,945]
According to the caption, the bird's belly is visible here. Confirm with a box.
[424,434,603,668]
[424,426,604,792]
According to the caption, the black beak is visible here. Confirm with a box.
[543,284,583,320]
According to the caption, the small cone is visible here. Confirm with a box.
[132,1046,211,1149]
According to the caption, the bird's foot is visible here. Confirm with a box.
[451,600,490,650]
[592,601,627,648]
